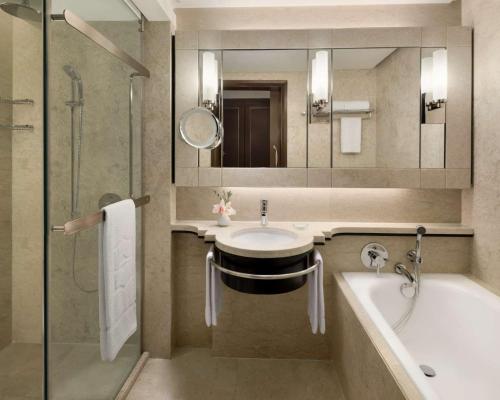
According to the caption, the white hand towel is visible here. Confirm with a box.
[308,250,325,335]
[315,249,326,334]
[205,246,214,327]
[341,117,362,154]
[205,245,222,327]
[307,262,318,334]
[98,199,137,362]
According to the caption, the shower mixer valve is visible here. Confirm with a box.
[361,243,389,275]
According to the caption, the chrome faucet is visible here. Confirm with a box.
[394,225,426,297]
[260,199,269,226]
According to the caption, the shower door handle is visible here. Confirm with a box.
[272,145,279,168]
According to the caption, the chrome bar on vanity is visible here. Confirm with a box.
[211,260,319,280]
[51,10,150,78]
[51,195,150,235]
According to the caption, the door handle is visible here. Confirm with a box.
[272,145,279,168]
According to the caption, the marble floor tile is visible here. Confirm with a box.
[0,343,43,399]
[127,348,345,400]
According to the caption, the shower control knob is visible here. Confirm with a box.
[361,243,389,275]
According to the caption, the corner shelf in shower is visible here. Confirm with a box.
[0,124,34,131]
[0,97,34,105]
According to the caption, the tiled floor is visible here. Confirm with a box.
[49,343,139,400]
[0,343,43,400]
[0,342,140,400]
[127,348,345,400]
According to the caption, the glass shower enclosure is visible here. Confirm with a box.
[0,0,147,398]
[45,1,146,399]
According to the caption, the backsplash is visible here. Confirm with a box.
[175,187,463,223]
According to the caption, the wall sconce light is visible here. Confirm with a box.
[310,50,330,116]
[421,49,448,111]
[201,51,219,111]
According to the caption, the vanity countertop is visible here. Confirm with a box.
[172,220,473,257]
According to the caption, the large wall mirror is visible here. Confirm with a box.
[175,27,472,189]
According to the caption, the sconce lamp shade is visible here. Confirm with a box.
[421,56,433,94]
[311,50,329,103]
[202,52,218,105]
[432,49,447,102]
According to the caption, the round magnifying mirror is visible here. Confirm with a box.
[179,107,223,150]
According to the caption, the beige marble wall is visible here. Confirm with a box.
[461,0,500,291]
[0,11,13,350]
[175,2,461,31]
[142,21,173,358]
[332,69,377,168]
[176,187,462,223]
[172,232,470,359]
[376,48,421,169]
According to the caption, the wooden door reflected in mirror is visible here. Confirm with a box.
[222,81,287,168]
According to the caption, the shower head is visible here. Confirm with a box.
[63,65,81,82]
[0,0,41,22]
[63,65,84,106]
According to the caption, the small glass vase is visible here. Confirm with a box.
[217,214,231,227]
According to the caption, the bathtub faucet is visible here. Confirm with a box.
[394,226,426,297]
[407,225,426,294]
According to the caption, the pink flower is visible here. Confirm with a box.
[212,200,236,216]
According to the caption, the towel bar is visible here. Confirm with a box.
[211,259,319,280]
[332,109,374,120]
[51,195,150,235]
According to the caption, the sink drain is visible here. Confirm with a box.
[420,364,436,377]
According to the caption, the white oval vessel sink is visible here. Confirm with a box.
[231,227,298,247]
[215,226,313,258]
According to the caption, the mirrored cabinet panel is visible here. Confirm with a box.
[174,27,472,189]
[331,48,420,169]
[420,47,446,169]
[221,50,308,168]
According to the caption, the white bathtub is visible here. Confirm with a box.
[342,273,500,400]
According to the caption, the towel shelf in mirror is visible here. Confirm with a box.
[332,109,374,119]
[51,195,150,235]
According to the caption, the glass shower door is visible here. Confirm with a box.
[46,4,143,399]
[0,3,44,399]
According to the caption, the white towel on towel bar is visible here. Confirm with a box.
[341,117,362,154]
[308,249,325,334]
[98,199,137,362]
[205,245,222,327]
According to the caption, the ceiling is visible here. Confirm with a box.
[174,0,453,8]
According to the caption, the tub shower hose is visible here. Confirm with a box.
[392,293,417,333]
